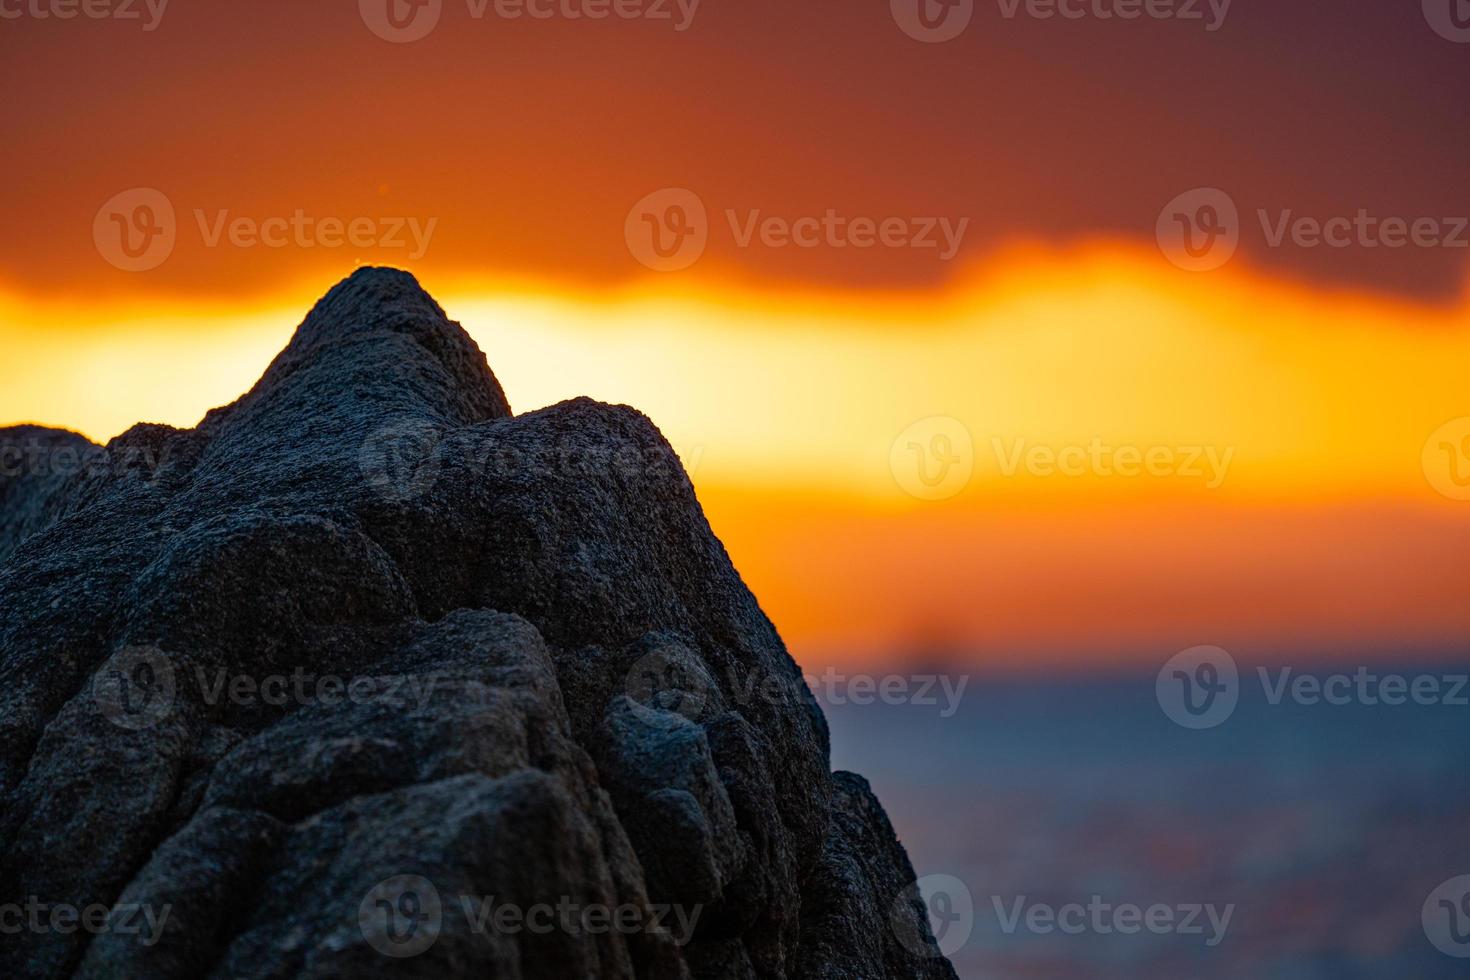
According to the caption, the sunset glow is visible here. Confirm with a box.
[7,245,1469,667]
[9,4,1470,977]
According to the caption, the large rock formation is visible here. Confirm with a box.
[0,268,958,979]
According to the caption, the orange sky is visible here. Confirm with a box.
[4,246,1470,668]
[4,1,1470,668]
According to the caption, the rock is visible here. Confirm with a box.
[795,773,960,980]
[0,268,958,979]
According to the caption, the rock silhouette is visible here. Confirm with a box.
[0,268,958,979]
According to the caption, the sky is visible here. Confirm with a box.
[3,1,1470,669]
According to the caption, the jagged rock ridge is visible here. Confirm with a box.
[0,268,958,979]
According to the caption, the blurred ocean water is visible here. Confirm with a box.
[822,668,1470,979]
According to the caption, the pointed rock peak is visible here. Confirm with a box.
[302,266,448,339]
[242,267,512,429]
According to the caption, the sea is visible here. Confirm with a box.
[822,667,1470,979]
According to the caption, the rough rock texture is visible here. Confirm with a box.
[0,268,958,979]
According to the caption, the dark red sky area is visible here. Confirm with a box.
[2,0,1468,301]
